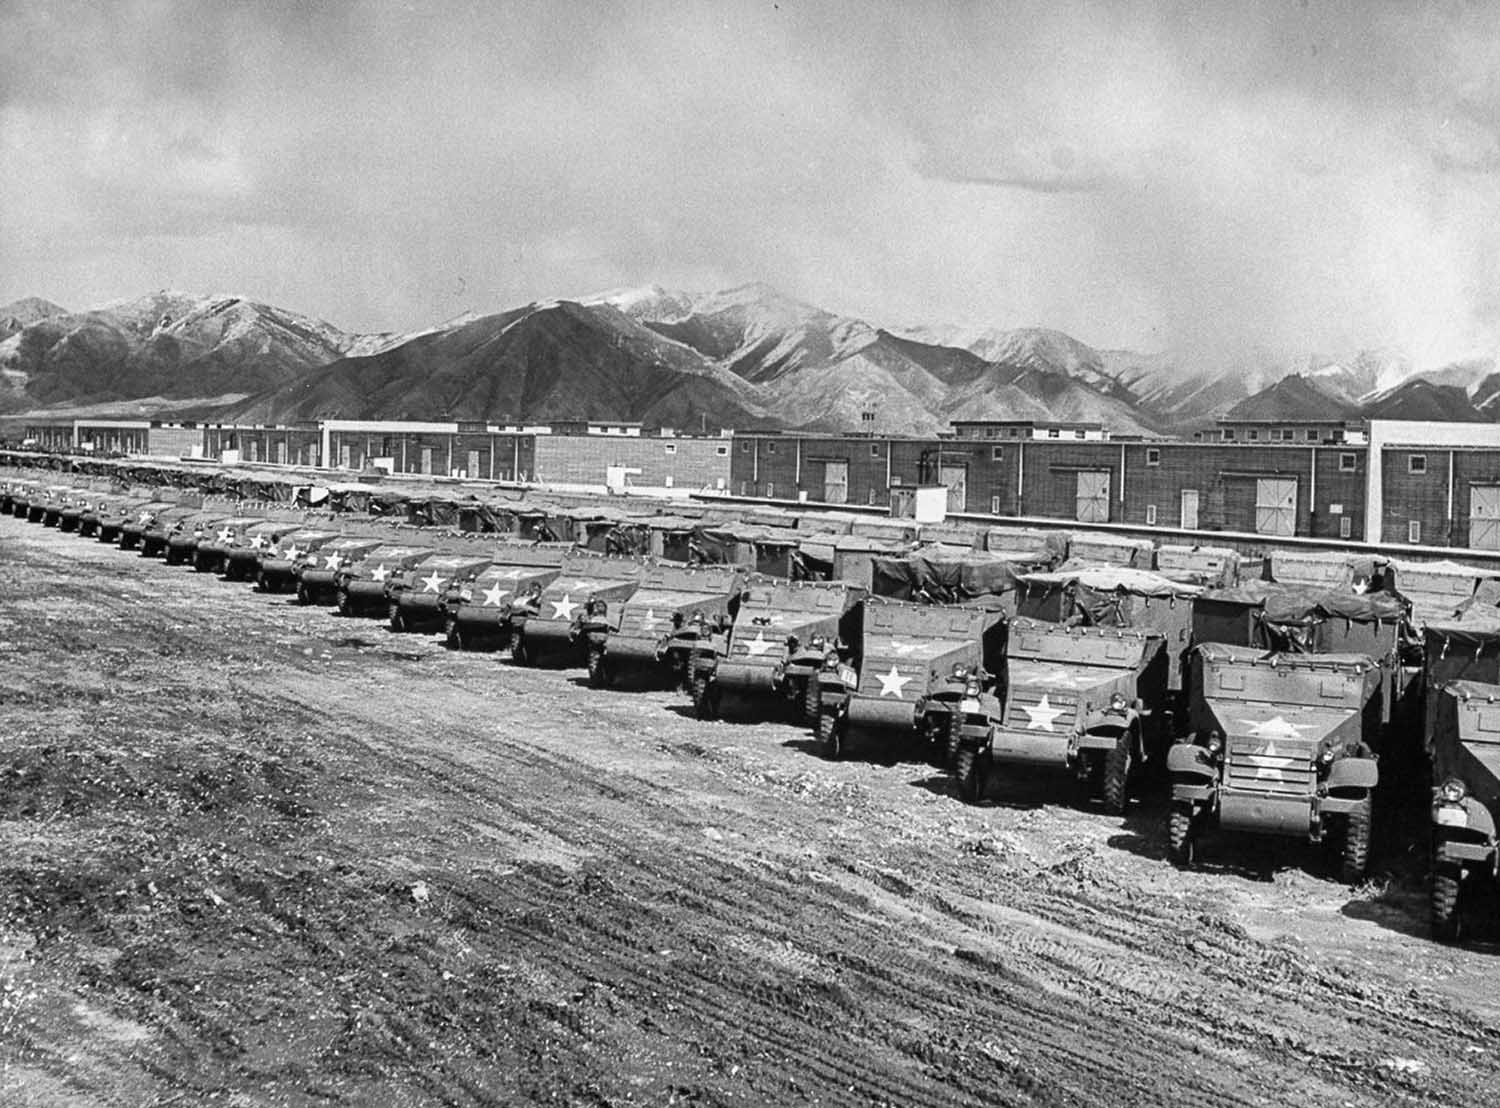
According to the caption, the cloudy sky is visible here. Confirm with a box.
[2,0,1499,368]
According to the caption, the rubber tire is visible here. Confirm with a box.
[801,678,821,726]
[224,559,246,582]
[389,603,407,633]
[956,747,987,803]
[120,533,138,551]
[1430,865,1463,942]
[691,669,718,720]
[1102,742,1132,816]
[165,546,182,566]
[336,588,354,617]
[945,714,962,775]
[587,646,609,688]
[819,709,844,761]
[511,635,533,666]
[1339,796,1372,884]
[296,581,313,606]
[1167,801,1197,867]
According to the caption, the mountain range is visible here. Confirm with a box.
[2,284,1497,435]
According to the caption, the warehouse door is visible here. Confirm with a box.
[940,464,968,512]
[823,461,849,504]
[1075,471,1110,523]
[1180,488,1200,530]
[1254,477,1297,537]
[420,447,433,475]
[1470,486,1500,550]
[467,450,481,479]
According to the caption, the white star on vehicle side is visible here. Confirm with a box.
[886,639,922,656]
[744,632,773,656]
[877,666,912,698]
[1239,715,1314,740]
[250,534,268,549]
[216,527,233,543]
[138,510,153,523]
[323,551,343,569]
[421,570,446,593]
[482,583,510,606]
[283,543,300,560]
[1022,694,1065,732]
[370,564,390,583]
[551,594,579,620]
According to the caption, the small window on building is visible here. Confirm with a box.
[860,411,875,423]
[1409,520,1422,544]
[871,444,880,457]
[891,475,903,486]
[1047,428,1060,439]
[1145,448,1161,467]
[715,445,728,457]
[741,441,750,452]
[1145,504,1157,526]
[990,495,1001,514]
[1223,428,1236,441]
[739,481,748,495]
[1306,429,1319,442]
[768,443,776,454]
[1339,453,1356,472]
[868,489,877,505]
[1248,429,1259,441]
[664,443,677,455]
[991,446,1003,461]
[1409,454,1427,474]
[766,482,774,497]
[986,427,998,439]
[1075,430,1086,439]
[1340,516,1352,540]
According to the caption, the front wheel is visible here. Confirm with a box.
[690,669,718,720]
[955,746,988,803]
[1102,741,1133,815]
[800,677,820,726]
[388,603,407,633]
[165,546,182,566]
[587,645,610,688]
[819,708,844,761]
[295,581,313,606]
[1338,796,1373,884]
[336,588,354,617]
[1167,801,1198,867]
[224,559,246,582]
[1430,865,1463,941]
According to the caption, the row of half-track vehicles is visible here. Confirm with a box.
[8,473,1500,941]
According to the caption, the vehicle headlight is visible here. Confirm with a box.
[824,649,840,667]
[589,598,607,617]
[1205,731,1223,755]
[1439,778,1467,804]
[1110,692,1127,711]
[785,634,800,653]
[964,678,981,697]
[1319,746,1338,764]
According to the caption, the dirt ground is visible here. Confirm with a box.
[1,514,1498,1107]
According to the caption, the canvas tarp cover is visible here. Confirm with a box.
[1423,620,1500,743]
[869,551,1021,604]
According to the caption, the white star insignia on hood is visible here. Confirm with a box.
[877,666,911,698]
[551,594,579,620]
[744,632,773,656]
[1239,715,1314,740]
[1022,694,1065,732]
[421,570,446,593]
[370,564,390,583]
[482,583,510,606]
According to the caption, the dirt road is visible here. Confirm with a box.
[1,515,1497,1106]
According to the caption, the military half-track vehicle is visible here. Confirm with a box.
[191,517,273,574]
[254,528,347,593]
[96,499,173,545]
[333,543,440,617]
[440,546,571,652]
[689,577,866,722]
[819,597,1006,762]
[220,519,309,581]
[1421,620,1500,939]
[293,536,394,605]
[1166,643,1383,881]
[122,502,201,552]
[505,551,642,662]
[576,563,747,688]
[385,550,497,633]
[35,485,81,527]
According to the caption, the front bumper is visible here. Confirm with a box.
[989,726,1073,767]
[1218,791,1314,836]
[845,696,917,733]
[712,660,780,695]
[522,616,578,651]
